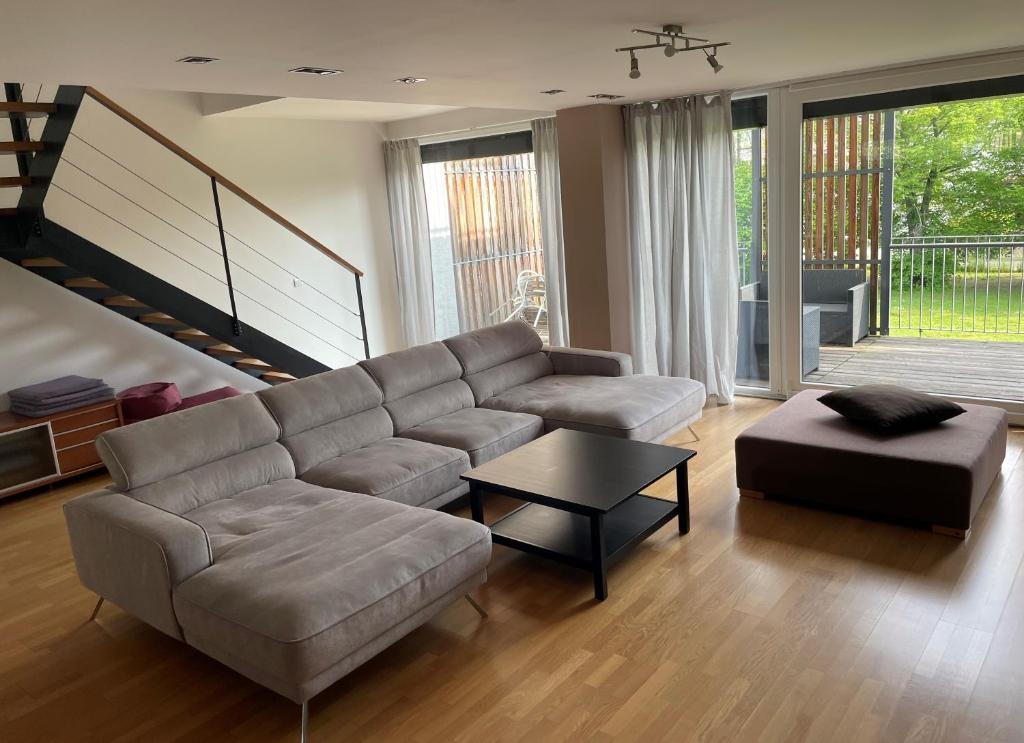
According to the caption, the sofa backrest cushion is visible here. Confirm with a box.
[96,393,294,514]
[257,365,392,474]
[443,320,553,403]
[359,342,474,432]
[802,269,866,303]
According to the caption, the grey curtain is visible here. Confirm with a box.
[383,138,435,346]
[624,94,738,403]
[531,117,570,346]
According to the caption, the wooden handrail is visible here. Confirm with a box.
[82,87,364,277]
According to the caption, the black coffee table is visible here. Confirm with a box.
[461,428,696,600]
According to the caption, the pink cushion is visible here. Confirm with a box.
[118,382,182,422]
[179,386,243,411]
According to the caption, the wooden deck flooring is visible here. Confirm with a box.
[806,336,1024,401]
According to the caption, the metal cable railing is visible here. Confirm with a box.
[34,84,372,363]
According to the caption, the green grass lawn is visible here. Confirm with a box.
[888,279,1024,342]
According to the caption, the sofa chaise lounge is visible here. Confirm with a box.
[64,320,706,740]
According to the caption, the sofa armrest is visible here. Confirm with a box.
[546,346,634,377]
[63,488,212,640]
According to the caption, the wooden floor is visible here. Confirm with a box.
[807,336,1024,401]
[2,398,1024,742]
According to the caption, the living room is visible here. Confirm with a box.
[2,2,1023,741]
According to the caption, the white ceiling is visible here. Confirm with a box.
[207,96,458,123]
[5,0,1024,113]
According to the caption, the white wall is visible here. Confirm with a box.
[2,86,402,410]
[0,259,265,411]
[45,86,402,367]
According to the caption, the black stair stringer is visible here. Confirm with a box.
[33,217,330,379]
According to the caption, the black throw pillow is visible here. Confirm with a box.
[818,384,966,433]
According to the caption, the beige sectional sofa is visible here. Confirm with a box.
[64,320,706,740]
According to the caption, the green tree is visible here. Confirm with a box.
[894,96,1024,237]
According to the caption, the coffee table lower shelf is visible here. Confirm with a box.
[488,494,678,597]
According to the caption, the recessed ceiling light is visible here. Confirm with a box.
[394,77,427,85]
[540,89,566,95]
[289,66,344,76]
[177,56,219,64]
[588,93,624,100]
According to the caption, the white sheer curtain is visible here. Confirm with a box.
[624,94,738,403]
[383,138,435,346]
[531,117,570,346]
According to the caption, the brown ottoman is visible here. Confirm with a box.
[735,390,1007,538]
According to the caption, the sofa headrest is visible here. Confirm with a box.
[257,365,383,438]
[358,342,463,402]
[443,320,544,375]
[96,393,280,491]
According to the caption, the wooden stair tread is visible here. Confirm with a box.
[21,257,64,268]
[0,141,44,154]
[260,370,296,384]
[103,295,147,308]
[173,329,217,343]
[234,358,275,370]
[205,343,247,358]
[0,176,30,188]
[64,278,108,289]
[138,312,184,326]
[0,102,57,118]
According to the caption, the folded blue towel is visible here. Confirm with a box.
[9,375,106,404]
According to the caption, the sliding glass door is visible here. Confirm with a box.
[799,79,1024,403]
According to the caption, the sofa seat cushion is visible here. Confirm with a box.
[399,408,544,466]
[481,374,706,442]
[299,438,470,507]
[173,488,491,700]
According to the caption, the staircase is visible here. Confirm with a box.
[1,84,369,385]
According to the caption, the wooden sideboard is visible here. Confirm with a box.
[0,399,123,499]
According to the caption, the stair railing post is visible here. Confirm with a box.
[210,176,241,336]
[354,273,370,359]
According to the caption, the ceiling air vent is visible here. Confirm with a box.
[289,66,344,76]
[177,56,219,64]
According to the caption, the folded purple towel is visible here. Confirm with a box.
[9,375,106,404]
[10,384,115,408]
[11,388,115,417]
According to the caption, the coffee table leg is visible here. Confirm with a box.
[676,463,690,535]
[590,513,608,600]
[469,483,484,524]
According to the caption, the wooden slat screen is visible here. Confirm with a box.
[442,154,545,333]
[802,114,885,329]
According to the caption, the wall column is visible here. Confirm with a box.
[554,105,631,352]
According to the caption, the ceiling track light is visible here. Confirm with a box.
[616,24,729,80]
[394,77,427,85]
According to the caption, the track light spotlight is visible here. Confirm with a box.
[617,25,729,76]
[705,49,724,73]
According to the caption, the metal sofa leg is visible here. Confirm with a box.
[687,425,701,442]
[300,701,309,743]
[465,594,488,618]
[88,597,104,622]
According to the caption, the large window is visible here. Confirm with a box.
[800,77,1024,402]
[421,133,548,341]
